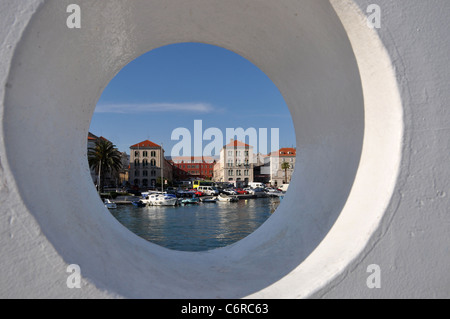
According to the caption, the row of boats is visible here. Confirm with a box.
[105,192,241,208]
[104,187,285,209]
[134,192,241,207]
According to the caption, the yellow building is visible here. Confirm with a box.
[129,140,172,189]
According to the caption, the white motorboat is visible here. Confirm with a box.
[218,193,238,202]
[265,188,284,197]
[104,199,117,209]
[147,193,178,206]
[200,196,218,203]
[181,196,200,205]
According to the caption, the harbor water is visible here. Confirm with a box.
[108,197,280,252]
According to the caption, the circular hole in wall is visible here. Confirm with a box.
[88,42,296,252]
[2,0,403,298]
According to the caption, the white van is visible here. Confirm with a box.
[248,182,265,189]
[197,186,219,196]
[279,184,289,192]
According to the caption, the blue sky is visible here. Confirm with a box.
[90,42,296,155]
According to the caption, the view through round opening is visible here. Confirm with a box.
[88,42,296,251]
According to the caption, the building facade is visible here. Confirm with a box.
[213,139,254,187]
[266,147,296,187]
[128,140,172,189]
[87,132,128,188]
[171,156,215,181]
[253,152,270,185]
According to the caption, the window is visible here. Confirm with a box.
[228,151,233,156]
[134,151,139,157]
[143,159,148,167]
[228,170,233,176]
[150,159,156,166]
[135,170,139,177]
[143,170,148,177]
[143,151,148,157]
[151,151,156,157]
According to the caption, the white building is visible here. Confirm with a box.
[266,148,296,187]
[214,139,254,186]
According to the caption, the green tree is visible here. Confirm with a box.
[281,161,290,184]
[88,138,123,193]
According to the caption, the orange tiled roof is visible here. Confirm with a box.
[130,140,160,148]
[225,139,251,148]
[270,147,296,157]
[87,134,110,143]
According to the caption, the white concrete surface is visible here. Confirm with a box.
[0,0,448,298]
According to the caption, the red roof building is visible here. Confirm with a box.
[130,140,161,148]
[171,156,215,181]
[270,147,296,157]
[128,139,172,189]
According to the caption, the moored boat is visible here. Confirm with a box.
[181,197,200,205]
[147,193,178,206]
[131,200,146,207]
[104,198,117,209]
[200,196,218,203]
[218,193,238,202]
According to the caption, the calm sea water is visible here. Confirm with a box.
[108,197,280,252]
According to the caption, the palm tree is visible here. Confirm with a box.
[88,138,123,193]
[281,161,290,184]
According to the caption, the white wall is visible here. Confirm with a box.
[0,0,448,298]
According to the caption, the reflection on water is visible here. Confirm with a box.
[108,197,280,252]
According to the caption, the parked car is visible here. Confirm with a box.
[248,182,266,189]
[197,185,219,196]
[244,188,255,195]
[252,187,268,198]
[234,188,249,195]
[189,189,204,196]
[222,188,238,195]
